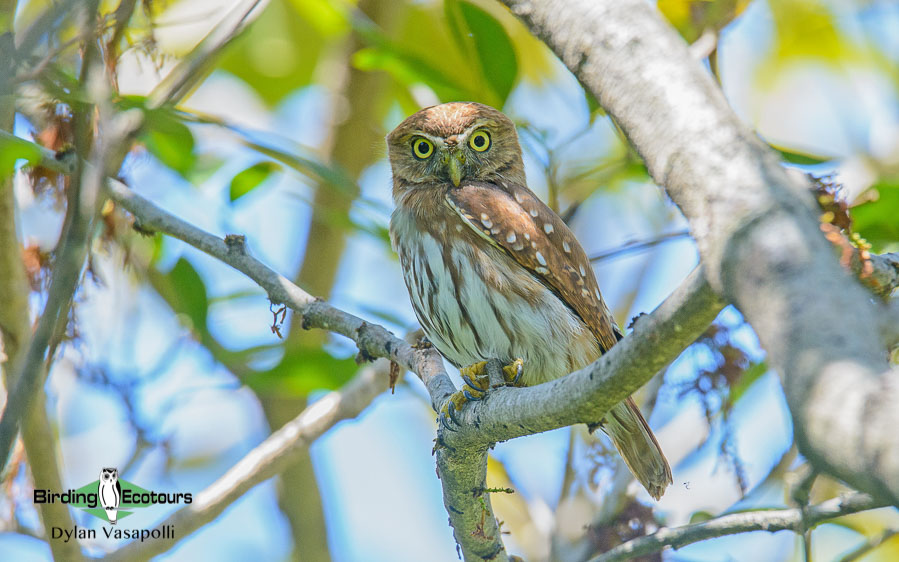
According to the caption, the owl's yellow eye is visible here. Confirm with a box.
[412,137,434,159]
[468,130,491,152]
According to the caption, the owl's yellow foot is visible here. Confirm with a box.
[438,359,524,430]
[502,358,524,387]
[439,362,490,430]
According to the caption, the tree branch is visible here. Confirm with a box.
[103,361,390,561]
[0,5,88,560]
[500,0,899,505]
[590,493,887,562]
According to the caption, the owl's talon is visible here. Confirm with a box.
[439,391,469,430]
[447,401,463,427]
[503,358,525,387]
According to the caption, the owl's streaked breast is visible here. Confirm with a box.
[390,208,599,384]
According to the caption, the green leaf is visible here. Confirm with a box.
[770,144,834,166]
[0,133,43,178]
[141,112,196,177]
[229,161,280,202]
[851,180,899,251]
[455,1,519,104]
[166,258,209,333]
[244,348,358,395]
[688,510,715,524]
[219,0,322,106]
[726,361,768,407]
[353,45,471,102]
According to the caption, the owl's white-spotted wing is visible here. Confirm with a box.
[445,181,620,353]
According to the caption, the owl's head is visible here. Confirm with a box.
[387,102,525,195]
[100,467,118,482]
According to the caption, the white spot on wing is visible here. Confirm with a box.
[544,223,554,234]
[529,208,538,217]
[595,288,602,299]
[524,232,530,241]
[513,190,524,204]
[536,266,549,274]
[445,196,500,249]
[480,213,493,229]
[562,240,571,253]
[506,232,517,243]
[579,264,587,276]
[535,251,547,266]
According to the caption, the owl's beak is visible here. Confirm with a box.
[446,151,464,187]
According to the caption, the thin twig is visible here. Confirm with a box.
[589,230,692,263]
[103,362,390,561]
[590,493,888,562]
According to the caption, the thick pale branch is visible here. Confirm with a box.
[103,362,389,562]
[500,0,899,505]
[443,267,723,447]
[591,493,887,562]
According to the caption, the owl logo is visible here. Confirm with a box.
[98,468,122,525]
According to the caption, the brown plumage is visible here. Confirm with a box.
[388,102,672,499]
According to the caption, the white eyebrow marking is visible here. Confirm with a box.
[529,208,538,217]
[506,232,517,243]
[535,251,547,266]
[579,264,587,276]
[480,214,493,229]
[562,240,571,253]
[544,223,554,234]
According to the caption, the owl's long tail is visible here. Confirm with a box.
[600,397,672,500]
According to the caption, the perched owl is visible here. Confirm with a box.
[388,102,672,499]
[98,467,121,524]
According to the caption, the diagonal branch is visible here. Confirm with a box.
[102,361,390,562]
[591,493,887,562]
[500,0,899,506]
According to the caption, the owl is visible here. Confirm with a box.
[98,467,121,524]
[388,102,672,499]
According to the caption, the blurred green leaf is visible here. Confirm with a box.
[220,0,322,106]
[118,95,197,177]
[851,181,899,251]
[455,1,518,104]
[659,0,750,44]
[351,2,479,103]
[244,348,358,395]
[287,0,348,36]
[143,120,196,177]
[689,510,715,524]
[229,161,281,202]
[353,45,471,101]
[770,144,834,165]
[186,154,226,185]
[0,133,43,178]
[166,258,209,333]
[727,361,768,408]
